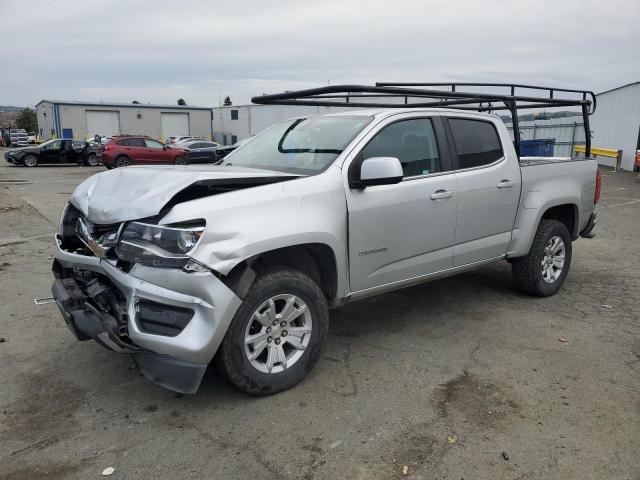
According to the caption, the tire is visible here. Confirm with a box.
[84,154,98,167]
[115,155,131,168]
[216,267,329,395]
[512,219,572,297]
[22,154,38,167]
[175,156,188,165]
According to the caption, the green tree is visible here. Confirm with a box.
[132,100,140,104]
[223,96,232,106]
[177,98,187,106]
[16,108,37,132]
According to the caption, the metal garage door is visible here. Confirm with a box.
[86,110,120,139]
[161,113,189,140]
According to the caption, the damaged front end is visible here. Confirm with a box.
[52,260,140,352]
[52,201,243,394]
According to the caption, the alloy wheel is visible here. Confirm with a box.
[541,235,565,283]
[243,294,312,374]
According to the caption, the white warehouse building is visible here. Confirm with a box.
[589,82,640,171]
[213,82,640,171]
[36,100,213,142]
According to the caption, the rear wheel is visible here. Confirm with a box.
[175,156,188,165]
[511,219,572,296]
[216,267,329,395]
[115,156,131,168]
[22,154,38,167]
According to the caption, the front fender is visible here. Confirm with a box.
[161,168,350,297]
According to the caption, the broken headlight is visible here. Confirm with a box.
[115,221,205,269]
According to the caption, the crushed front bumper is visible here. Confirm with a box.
[52,235,243,393]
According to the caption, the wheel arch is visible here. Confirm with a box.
[540,203,579,239]
[508,200,580,258]
[221,243,339,305]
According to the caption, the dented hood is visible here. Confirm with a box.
[70,165,298,224]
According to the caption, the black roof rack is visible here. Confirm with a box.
[251,82,595,157]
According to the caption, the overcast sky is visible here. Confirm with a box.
[2,0,638,107]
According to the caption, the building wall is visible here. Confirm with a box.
[212,103,378,145]
[36,102,55,138]
[36,102,212,141]
[589,82,640,171]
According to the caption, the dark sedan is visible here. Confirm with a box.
[184,141,221,163]
[4,139,99,167]
[212,137,252,163]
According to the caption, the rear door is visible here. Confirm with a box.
[124,138,148,163]
[445,116,521,266]
[345,115,458,292]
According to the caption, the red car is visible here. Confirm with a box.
[98,135,189,168]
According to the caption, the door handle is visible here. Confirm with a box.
[430,190,453,200]
[497,180,515,188]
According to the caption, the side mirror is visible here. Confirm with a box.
[163,145,168,150]
[356,156,403,188]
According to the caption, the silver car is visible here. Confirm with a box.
[52,106,599,395]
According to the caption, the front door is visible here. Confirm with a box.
[345,116,458,293]
[144,138,168,163]
[445,116,521,266]
[40,140,64,163]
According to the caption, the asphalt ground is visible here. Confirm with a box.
[1,152,638,479]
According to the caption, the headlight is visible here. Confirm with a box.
[115,221,205,269]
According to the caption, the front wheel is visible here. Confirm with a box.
[511,219,572,296]
[216,267,329,395]
[175,156,188,165]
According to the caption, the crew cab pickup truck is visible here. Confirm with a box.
[51,84,600,395]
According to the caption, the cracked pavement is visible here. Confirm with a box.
[1,154,638,479]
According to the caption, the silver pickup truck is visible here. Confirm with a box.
[52,84,600,395]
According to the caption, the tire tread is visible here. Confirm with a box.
[512,219,571,296]
[217,266,328,396]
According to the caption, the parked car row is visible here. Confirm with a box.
[5,131,250,168]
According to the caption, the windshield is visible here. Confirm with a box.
[223,115,372,175]
[37,139,56,148]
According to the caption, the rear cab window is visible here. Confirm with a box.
[447,118,503,169]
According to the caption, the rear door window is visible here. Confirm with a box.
[448,118,503,169]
